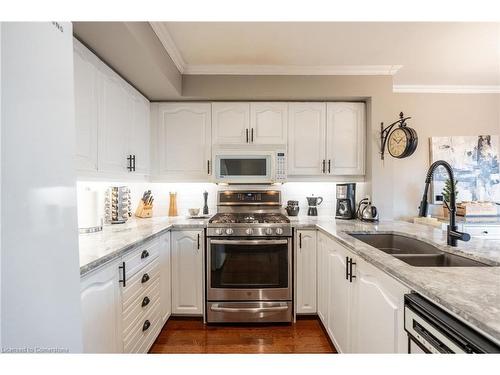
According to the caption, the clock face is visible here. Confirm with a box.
[388,128,409,158]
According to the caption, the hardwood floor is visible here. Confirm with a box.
[149,316,336,354]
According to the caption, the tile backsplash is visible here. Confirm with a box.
[76,181,369,220]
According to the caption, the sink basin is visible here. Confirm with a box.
[349,233,489,267]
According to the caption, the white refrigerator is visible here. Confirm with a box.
[1,22,83,352]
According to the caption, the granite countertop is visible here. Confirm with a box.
[433,215,500,226]
[79,216,208,276]
[290,216,500,343]
[79,214,500,343]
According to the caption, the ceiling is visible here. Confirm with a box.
[151,22,500,91]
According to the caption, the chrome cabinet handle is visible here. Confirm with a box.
[251,128,254,142]
[142,320,151,332]
[299,233,302,249]
[210,304,288,313]
[141,250,149,259]
[207,160,210,175]
[246,128,249,143]
[322,160,326,173]
[345,256,349,280]
[142,296,150,307]
[197,233,200,249]
[328,159,331,174]
[141,273,150,284]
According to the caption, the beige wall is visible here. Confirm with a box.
[180,75,500,220]
[388,93,500,220]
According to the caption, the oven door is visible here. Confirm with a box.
[207,238,292,301]
[214,153,273,183]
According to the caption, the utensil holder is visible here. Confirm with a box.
[135,200,153,218]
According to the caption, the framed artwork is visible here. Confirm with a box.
[429,135,500,203]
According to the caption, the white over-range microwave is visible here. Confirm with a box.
[213,149,287,183]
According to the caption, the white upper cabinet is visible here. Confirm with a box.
[154,103,211,180]
[98,65,130,174]
[288,103,327,175]
[250,102,287,144]
[296,230,317,314]
[129,92,150,175]
[212,102,250,145]
[73,39,99,173]
[73,38,150,178]
[326,102,365,175]
[171,230,204,315]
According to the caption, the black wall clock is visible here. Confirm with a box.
[380,112,418,160]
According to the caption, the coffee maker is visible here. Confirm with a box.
[335,183,356,219]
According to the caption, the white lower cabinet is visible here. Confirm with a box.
[352,257,409,353]
[160,232,172,323]
[171,230,204,315]
[296,230,317,314]
[80,260,122,353]
[80,231,173,353]
[317,231,409,353]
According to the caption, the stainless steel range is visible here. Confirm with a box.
[206,190,292,323]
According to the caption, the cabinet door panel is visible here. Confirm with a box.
[98,66,130,174]
[326,102,365,175]
[160,232,172,323]
[288,103,326,175]
[81,261,122,353]
[212,102,249,145]
[316,233,328,324]
[171,230,203,315]
[73,39,99,173]
[250,102,287,144]
[296,230,317,314]
[158,104,211,179]
[327,243,351,353]
[129,91,150,174]
[353,258,408,353]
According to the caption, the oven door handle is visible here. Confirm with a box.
[210,304,289,313]
[210,239,289,245]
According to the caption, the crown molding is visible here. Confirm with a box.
[393,84,500,94]
[183,64,403,76]
[149,22,186,73]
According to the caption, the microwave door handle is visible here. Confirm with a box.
[210,239,288,245]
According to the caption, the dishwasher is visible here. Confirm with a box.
[404,293,500,353]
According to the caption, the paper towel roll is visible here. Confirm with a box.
[77,188,102,231]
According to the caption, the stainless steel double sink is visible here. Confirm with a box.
[348,233,490,267]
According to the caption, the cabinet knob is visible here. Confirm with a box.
[142,296,150,307]
[141,250,149,259]
[142,320,151,332]
[141,273,150,284]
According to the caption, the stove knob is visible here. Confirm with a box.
[276,228,284,235]
[265,228,273,235]
[225,228,234,235]
[215,228,223,235]
[245,228,253,235]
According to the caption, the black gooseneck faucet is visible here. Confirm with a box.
[418,160,471,247]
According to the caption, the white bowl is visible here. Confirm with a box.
[188,208,200,216]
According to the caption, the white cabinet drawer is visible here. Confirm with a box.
[122,258,160,311]
[123,238,160,278]
[122,278,160,339]
[123,299,161,353]
[463,225,500,239]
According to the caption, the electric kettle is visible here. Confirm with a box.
[357,198,379,222]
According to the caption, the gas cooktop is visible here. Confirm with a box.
[209,212,290,224]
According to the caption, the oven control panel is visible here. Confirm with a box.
[207,227,292,237]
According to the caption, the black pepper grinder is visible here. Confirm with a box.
[203,191,209,215]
